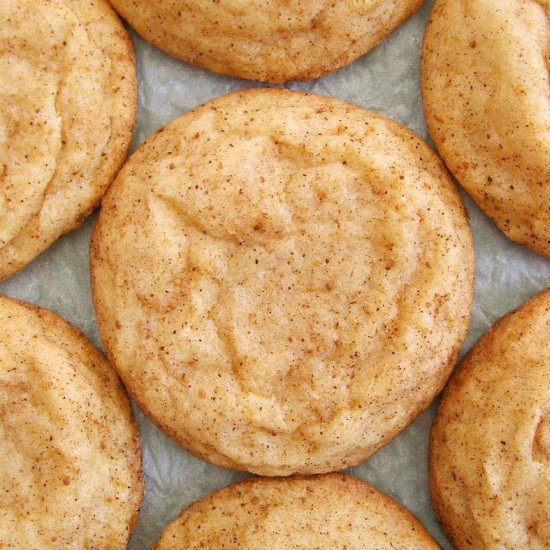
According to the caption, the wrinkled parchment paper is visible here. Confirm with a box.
[2,1,549,547]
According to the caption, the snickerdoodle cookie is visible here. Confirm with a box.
[423,0,550,257]
[91,88,474,476]
[0,295,143,548]
[109,0,424,82]
[430,288,550,549]
[0,0,136,281]
[154,474,439,549]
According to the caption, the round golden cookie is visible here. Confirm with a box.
[422,0,550,257]
[91,88,474,476]
[154,474,439,549]
[0,295,143,548]
[109,0,424,83]
[0,0,136,281]
[430,289,550,549]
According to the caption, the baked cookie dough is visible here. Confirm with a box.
[430,289,550,549]
[422,0,550,257]
[91,88,474,476]
[0,295,143,548]
[154,474,439,549]
[0,0,136,281]
[109,0,424,82]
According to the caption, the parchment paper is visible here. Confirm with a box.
[2,1,549,547]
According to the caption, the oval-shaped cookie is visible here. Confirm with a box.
[430,289,550,549]
[154,474,439,549]
[91,88,474,476]
[109,0,424,82]
[0,0,136,281]
[422,0,550,257]
[0,295,143,548]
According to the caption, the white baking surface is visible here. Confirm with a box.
[2,1,549,547]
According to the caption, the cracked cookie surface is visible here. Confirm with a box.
[91,88,474,475]
[154,474,439,549]
[109,0,424,82]
[430,288,550,549]
[0,295,143,548]
[0,0,136,281]
[423,0,550,257]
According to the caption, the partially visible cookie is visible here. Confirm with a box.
[154,474,439,549]
[109,0,424,82]
[430,289,550,549]
[0,0,136,281]
[0,295,143,548]
[91,88,474,476]
[422,0,550,257]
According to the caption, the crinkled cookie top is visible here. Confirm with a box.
[154,474,439,549]
[0,295,143,548]
[109,0,424,82]
[423,0,550,257]
[431,288,550,549]
[0,0,136,280]
[91,88,474,476]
